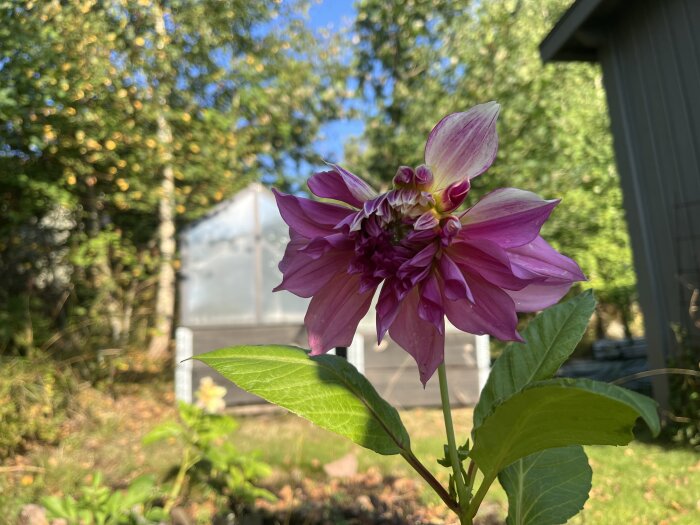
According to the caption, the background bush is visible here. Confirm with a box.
[0,358,73,458]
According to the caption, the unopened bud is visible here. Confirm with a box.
[414,164,433,187]
[440,179,470,212]
[393,166,415,186]
[440,216,462,245]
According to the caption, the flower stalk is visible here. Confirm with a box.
[438,363,472,524]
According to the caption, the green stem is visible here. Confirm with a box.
[438,363,470,524]
[164,447,192,514]
[467,473,497,521]
[400,449,460,514]
[465,459,477,499]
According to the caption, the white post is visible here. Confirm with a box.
[175,327,193,404]
[475,334,491,392]
[348,333,365,375]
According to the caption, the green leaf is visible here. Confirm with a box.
[121,474,156,507]
[474,290,596,429]
[499,446,592,525]
[195,345,410,455]
[471,378,659,478]
[142,420,183,445]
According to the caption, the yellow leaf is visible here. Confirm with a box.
[105,139,116,150]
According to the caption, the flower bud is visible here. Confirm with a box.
[439,179,470,212]
[440,216,462,245]
[414,164,434,187]
[393,166,415,187]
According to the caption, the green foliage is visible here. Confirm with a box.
[0,0,346,363]
[144,401,273,508]
[471,378,659,479]
[350,0,638,324]
[469,292,658,523]
[498,446,591,525]
[473,290,596,428]
[198,293,660,524]
[0,358,72,458]
[195,345,411,455]
[41,472,164,525]
[664,328,700,449]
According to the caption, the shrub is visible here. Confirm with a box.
[0,357,73,458]
[42,472,165,524]
[144,398,274,513]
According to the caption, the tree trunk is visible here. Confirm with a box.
[147,3,176,361]
[147,114,176,361]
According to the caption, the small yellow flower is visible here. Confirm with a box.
[195,377,227,414]
[20,475,34,486]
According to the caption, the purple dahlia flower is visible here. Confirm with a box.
[273,102,585,384]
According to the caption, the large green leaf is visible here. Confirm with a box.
[474,291,596,429]
[499,446,592,525]
[471,378,659,478]
[195,345,410,455]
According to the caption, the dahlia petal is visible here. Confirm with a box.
[507,236,586,282]
[308,165,376,208]
[397,242,438,286]
[506,282,574,312]
[449,238,531,291]
[399,242,438,274]
[461,188,559,248]
[418,272,445,334]
[438,253,474,302]
[274,249,353,298]
[376,282,401,343]
[278,228,309,274]
[273,189,355,238]
[389,287,445,386]
[414,211,439,230]
[300,233,354,259]
[424,102,500,190]
[305,272,375,355]
[443,273,522,342]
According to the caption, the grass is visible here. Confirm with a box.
[234,407,700,524]
[2,380,699,524]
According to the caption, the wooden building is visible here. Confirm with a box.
[175,183,490,409]
[541,0,700,406]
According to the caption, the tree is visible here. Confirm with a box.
[0,0,346,360]
[349,0,637,332]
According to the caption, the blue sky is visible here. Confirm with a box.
[308,0,363,165]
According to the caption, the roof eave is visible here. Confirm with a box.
[540,0,621,63]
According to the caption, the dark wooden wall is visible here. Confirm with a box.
[599,0,700,405]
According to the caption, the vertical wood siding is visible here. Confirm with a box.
[599,0,700,406]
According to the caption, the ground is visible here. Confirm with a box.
[2,378,699,524]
